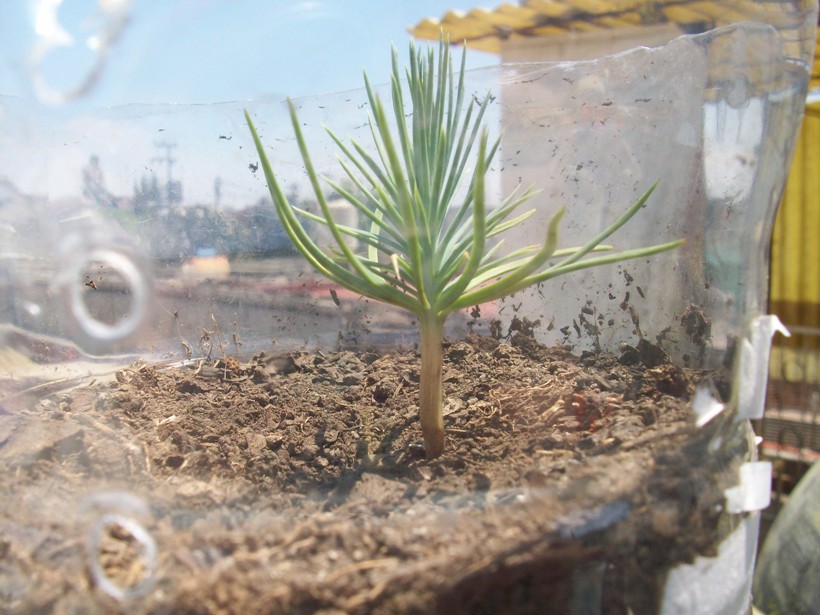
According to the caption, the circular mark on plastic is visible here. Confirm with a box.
[87,512,158,601]
[29,0,133,105]
[68,247,149,343]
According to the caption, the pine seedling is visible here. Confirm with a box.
[245,38,682,459]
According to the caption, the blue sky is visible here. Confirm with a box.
[0,1,501,204]
[0,0,498,106]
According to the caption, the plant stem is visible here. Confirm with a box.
[418,310,446,458]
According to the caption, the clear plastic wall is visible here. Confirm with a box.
[0,2,817,614]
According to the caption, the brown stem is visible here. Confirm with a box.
[418,311,445,459]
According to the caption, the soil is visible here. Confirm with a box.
[0,328,750,615]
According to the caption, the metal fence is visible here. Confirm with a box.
[759,325,820,503]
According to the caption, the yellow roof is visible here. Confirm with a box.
[410,1,810,57]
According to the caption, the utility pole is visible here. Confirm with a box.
[153,140,180,205]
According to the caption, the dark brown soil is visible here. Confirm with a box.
[0,330,750,614]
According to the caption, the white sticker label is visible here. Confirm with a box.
[737,315,790,420]
[725,461,772,513]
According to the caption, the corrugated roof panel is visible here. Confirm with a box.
[529,25,572,37]
[770,101,820,345]
[595,13,643,28]
[411,1,815,63]
[813,26,820,90]
[412,9,503,50]
[485,3,540,27]
[564,19,600,31]
[522,0,576,19]
[660,2,721,25]
[698,2,753,24]
[570,0,632,14]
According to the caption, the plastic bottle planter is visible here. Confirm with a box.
[0,21,813,615]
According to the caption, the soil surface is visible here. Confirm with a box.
[0,328,749,614]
